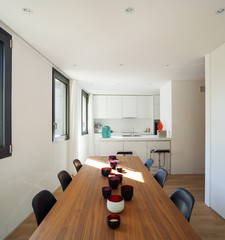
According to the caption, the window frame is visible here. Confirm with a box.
[0,27,12,159]
[81,90,88,135]
[52,68,70,142]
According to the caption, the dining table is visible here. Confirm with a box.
[29,156,201,240]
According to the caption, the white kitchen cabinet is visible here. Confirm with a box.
[138,96,153,118]
[122,96,137,118]
[147,141,171,173]
[107,96,122,118]
[123,141,147,163]
[99,141,124,156]
[153,95,160,119]
[94,134,101,155]
[93,95,107,118]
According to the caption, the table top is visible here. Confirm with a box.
[30,156,200,240]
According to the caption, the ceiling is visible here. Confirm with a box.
[0,0,225,94]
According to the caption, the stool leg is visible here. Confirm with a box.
[158,153,160,169]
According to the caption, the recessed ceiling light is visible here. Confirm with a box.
[216,8,225,14]
[125,7,134,14]
[22,8,33,14]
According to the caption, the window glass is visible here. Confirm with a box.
[82,95,87,133]
[0,41,3,148]
[0,27,12,159]
[52,68,69,142]
[55,79,67,137]
[81,90,88,135]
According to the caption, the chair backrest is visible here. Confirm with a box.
[154,168,168,188]
[73,159,82,172]
[32,190,56,226]
[57,170,72,191]
[170,188,195,222]
[117,151,133,156]
[144,158,154,171]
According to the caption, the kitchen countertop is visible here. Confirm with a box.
[98,133,171,141]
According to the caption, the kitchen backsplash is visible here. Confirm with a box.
[94,118,153,134]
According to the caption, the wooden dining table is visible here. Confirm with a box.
[30,156,201,240]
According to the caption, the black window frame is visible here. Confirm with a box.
[81,90,88,135]
[0,27,12,159]
[52,68,69,142]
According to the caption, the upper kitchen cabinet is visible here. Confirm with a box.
[107,96,122,118]
[93,95,107,118]
[153,95,160,119]
[138,96,153,118]
[122,96,137,118]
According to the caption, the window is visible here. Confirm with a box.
[0,27,12,159]
[81,90,88,135]
[52,68,69,142]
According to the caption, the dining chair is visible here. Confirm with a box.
[170,188,195,222]
[73,159,82,172]
[154,168,168,188]
[32,190,57,226]
[144,158,154,171]
[57,170,72,191]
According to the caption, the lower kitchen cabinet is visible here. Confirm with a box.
[123,142,147,163]
[99,141,123,156]
[98,138,171,174]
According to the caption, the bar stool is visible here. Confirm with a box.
[150,149,170,169]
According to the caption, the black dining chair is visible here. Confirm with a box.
[144,158,154,171]
[57,170,72,191]
[154,168,168,188]
[32,190,57,226]
[170,188,195,222]
[73,159,82,172]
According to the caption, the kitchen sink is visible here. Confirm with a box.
[122,134,141,137]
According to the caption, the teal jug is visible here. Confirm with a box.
[102,126,111,138]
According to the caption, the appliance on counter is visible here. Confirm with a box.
[94,122,102,133]
[102,126,111,138]
[154,120,160,135]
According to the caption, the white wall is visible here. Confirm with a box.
[205,42,225,219]
[160,82,172,137]
[0,23,74,239]
[171,80,205,174]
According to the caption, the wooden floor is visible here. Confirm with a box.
[5,174,225,240]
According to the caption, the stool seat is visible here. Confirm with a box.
[151,149,170,153]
